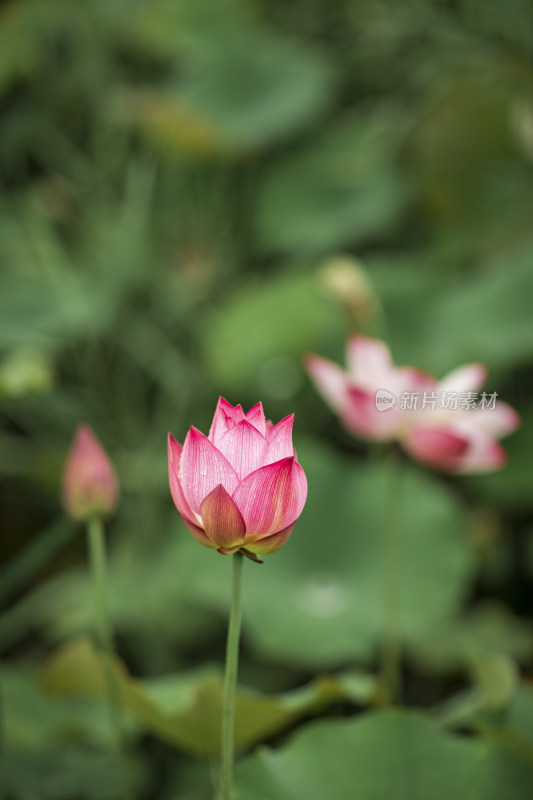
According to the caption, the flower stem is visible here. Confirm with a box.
[87,517,115,658]
[380,446,403,705]
[87,517,132,798]
[220,552,244,800]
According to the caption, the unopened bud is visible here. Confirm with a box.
[320,256,381,328]
[62,425,119,521]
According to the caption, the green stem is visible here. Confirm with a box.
[87,517,116,659]
[380,446,403,705]
[220,552,244,800]
[87,517,132,799]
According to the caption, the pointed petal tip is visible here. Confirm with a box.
[245,400,268,436]
[167,432,181,451]
[501,404,521,434]
[439,362,488,394]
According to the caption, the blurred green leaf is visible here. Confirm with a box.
[440,679,533,763]
[0,522,218,665]
[235,709,533,800]
[0,1,48,92]
[464,409,533,513]
[125,30,336,156]
[4,748,140,800]
[427,242,533,373]
[413,59,531,225]
[409,603,533,673]
[0,517,73,605]
[202,269,346,389]
[2,665,144,800]
[256,106,412,254]
[496,683,533,753]
[3,665,112,749]
[179,34,335,152]
[43,637,377,756]
[126,0,255,58]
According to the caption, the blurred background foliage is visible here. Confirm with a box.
[1,0,533,797]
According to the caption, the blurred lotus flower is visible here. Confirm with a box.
[62,425,119,521]
[402,364,520,473]
[305,335,431,441]
[307,337,520,473]
[168,398,307,558]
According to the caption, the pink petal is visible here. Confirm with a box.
[403,426,469,471]
[179,427,239,514]
[346,335,394,385]
[208,397,245,446]
[217,419,268,480]
[438,363,488,395]
[305,354,349,415]
[403,367,437,394]
[168,434,202,527]
[232,457,307,537]
[343,387,400,441]
[244,524,295,555]
[245,402,268,437]
[472,401,521,438]
[224,400,245,424]
[266,414,295,464]
[455,435,507,474]
[200,484,246,548]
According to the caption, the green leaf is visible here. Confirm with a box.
[440,680,533,764]
[464,410,533,513]
[256,106,412,255]
[175,31,337,152]
[410,603,533,673]
[497,684,533,754]
[235,709,533,800]
[425,241,533,373]
[125,0,255,58]
[43,637,377,756]
[127,22,336,156]
[3,665,113,750]
[2,665,144,800]
[202,270,346,389]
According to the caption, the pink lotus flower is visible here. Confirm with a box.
[168,398,307,558]
[402,363,520,473]
[306,336,520,473]
[305,335,431,441]
[62,424,119,521]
